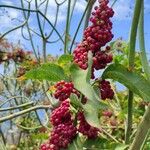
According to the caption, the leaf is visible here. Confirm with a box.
[68,135,83,150]
[83,138,108,149]
[58,54,73,65]
[83,101,100,128]
[115,144,129,150]
[70,52,97,102]
[102,64,150,101]
[70,52,107,128]
[70,94,82,108]
[31,133,49,140]
[24,63,68,82]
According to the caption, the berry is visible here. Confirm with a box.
[100,80,114,100]
[73,0,114,78]
[102,110,113,117]
[50,100,71,126]
[49,122,77,149]
[54,81,79,101]
[77,111,99,139]
[40,143,59,150]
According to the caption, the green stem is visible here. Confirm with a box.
[64,0,71,54]
[141,129,150,150]
[35,0,45,38]
[20,0,40,62]
[125,91,133,144]
[83,0,96,31]
[125,0,143,144]
[0,105,51,123]
[0,101,34,112]
[69,0,92,53]
[138,1,150,81]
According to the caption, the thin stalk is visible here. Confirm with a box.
[125,0,143,144]
[20,0,40,62]
[0,127,5,145]
[69,0,92,53]
[42,0,49,30]
[0,19,28,39]
[140,129,150,150]
[0,101,34,112]
[0,105,52,123]
[42,39,47,62]
[64,0,71,54]
[35,0,45,38]
[129,2,150,149]
[0,4,64,44]
[83,0,96,31]
[111,0,118,7]
[125,91,133,144]
[138,1,150,81]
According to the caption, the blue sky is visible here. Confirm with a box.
[0,0,150,57]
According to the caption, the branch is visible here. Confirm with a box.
[0,4,64,44]
[83,0,96,31]
[0,101,34,112]
[69,0,93,53]
[0,105,52,123]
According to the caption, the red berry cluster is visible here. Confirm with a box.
[100,80,114,100]
[73,0,114,78]
[77,111,99,139]
[54,81,79,101]
[50,100,72,126]
[40,143,59,150]
[49,123,77,149]
[40,100,77,150]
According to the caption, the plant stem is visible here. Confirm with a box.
[125,91,133,144]
[0,101,34,112]
[129,104,150,150]
[129,2,150,149]
[0,105,51,123]
[83,0,96,31]
[138,1,150,81]
[69,0,92,53]
[140,129,150,150]
[64,0,71,54]
[125,0,143,144]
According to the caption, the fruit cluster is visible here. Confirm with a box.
[40,100,77,150]
[100,80,114,100]
[40,0,114,149]
[73,0,114,78]
[77,111,99,139]
[54,81,79,101]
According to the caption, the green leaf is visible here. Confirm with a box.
[58,54,73,65]
[70,52,97,102]
[102,64,150,101]
[70,94,82,108]
[115,144,129,150]
[83,100,100,128]
[68,135,83,150]
[31,133,49,140]
[83,138,108,149]
[70,52,107,128]
[24,63,68,82]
